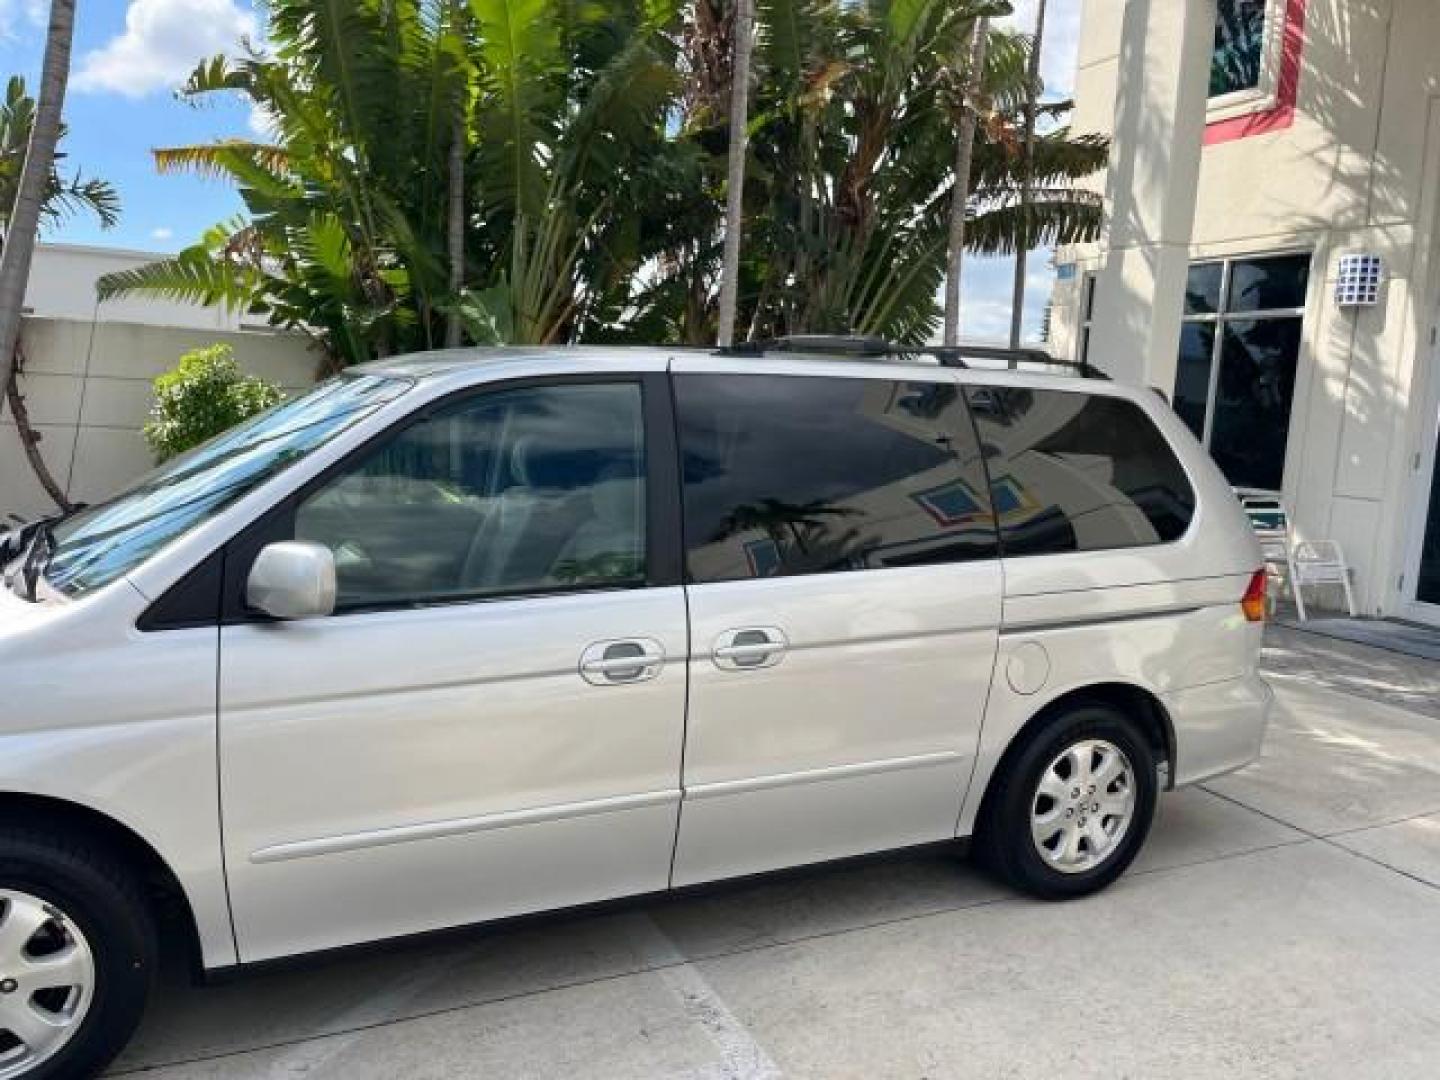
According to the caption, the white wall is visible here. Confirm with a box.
[22,244,259,330]
[3,246,316,520]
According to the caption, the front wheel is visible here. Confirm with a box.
[977,705,1159,900]
[0,830,154,1080]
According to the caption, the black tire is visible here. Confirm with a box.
[0,828,155,1080]
[976,704,1158,900]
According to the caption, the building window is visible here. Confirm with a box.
[1208,0,1289,123]
[1175,253,1310,492]
[1075,272,1097,369]
[1211,0,1267,97]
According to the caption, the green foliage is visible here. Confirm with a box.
[143,345,282,463]
[96,0,1107,358]
[0,75,120,233]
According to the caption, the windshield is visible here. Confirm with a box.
[37,373,411,598]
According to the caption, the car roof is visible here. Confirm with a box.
[352,345,1133,402]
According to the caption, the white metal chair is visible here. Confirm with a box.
[1237,494,1357,620]
[1292,540,1358,620]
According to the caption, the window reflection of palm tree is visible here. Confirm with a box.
[715,498,860,556]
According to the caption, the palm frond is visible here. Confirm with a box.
[96,247,268,312]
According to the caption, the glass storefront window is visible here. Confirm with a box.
[1228,255,1310,312]
[1184,263,1224,316]
[1175,322,1217,441]
[1211,0,1269,98]
[1175,254,1310,491]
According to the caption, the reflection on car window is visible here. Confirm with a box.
[294,382,646,609]
[965,387,1195,556]
[676,374,997,583]
[45,374,410,597]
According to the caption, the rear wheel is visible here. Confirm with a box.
[977,705,1158,900]
[0,830,154,1080]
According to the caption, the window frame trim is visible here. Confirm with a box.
[1206,0,1289,121]
[1205,0,1308,146]
[204,371,681,626]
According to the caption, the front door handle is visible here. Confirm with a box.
[580,638,665,685]
[712,627,788,671]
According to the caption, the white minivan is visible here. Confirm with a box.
[0,345,1272,1078]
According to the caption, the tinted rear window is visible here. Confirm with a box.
[964,387,1195,555]
[676,374,998,582]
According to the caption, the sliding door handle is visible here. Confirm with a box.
[712,627,788,671]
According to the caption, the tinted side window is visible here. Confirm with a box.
[965,387,1194,556]
[676,374,997,583]
[293,382,646,609]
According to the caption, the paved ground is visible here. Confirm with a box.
[107,630,1440,1079]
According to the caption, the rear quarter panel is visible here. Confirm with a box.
[954,376,1268,837]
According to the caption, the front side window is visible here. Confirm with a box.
[40,374,410,598]
[676,374,997,583]
[1175,253,1309,491]
[965,387,1195,556]
[292,382,646,609]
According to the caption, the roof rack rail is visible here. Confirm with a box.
[715,335,1108,380]
[717,334,891,357]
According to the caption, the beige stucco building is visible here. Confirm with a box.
[1051,0,1440,626]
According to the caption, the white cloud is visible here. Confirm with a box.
[998,0,1083,100]
[150,226,174,240]
[0,0,45,40]
[958,253,1053,345]
[73,0,256,98]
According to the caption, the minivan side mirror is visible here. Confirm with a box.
[246,542,337,620]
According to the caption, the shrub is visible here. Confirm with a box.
[143,344,283,462]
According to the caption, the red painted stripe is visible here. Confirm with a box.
[1204,0,1308,146]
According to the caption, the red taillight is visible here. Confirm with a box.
[1242,568,1268,623]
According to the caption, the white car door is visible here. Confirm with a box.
[668,361,1003,885]
[218,374,688,961]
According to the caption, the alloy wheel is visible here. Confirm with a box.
[1029,739,1137,875]
[0,889,95,1079]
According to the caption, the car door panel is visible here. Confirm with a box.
[218,375,687,962]
[673,566,1000,885]
[220,590,686,961]
[667,364,1003,886]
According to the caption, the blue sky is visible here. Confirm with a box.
[0,0,1082,342]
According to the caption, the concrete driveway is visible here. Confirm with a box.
[107,634,1440,1079]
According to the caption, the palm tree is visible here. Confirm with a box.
[95,0,1106,360]
[0,78,120,233]
[716,0,754,348]
[0,0,78,428]
[1007,0,1047,348]
[0,72,121,513]
[736,0,1100,346]
[98,0,682,364]
[444,0,470,349]
[943,12,992,346]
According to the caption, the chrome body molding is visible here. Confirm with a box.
[250,789,682,864]
[682,751,966,801]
